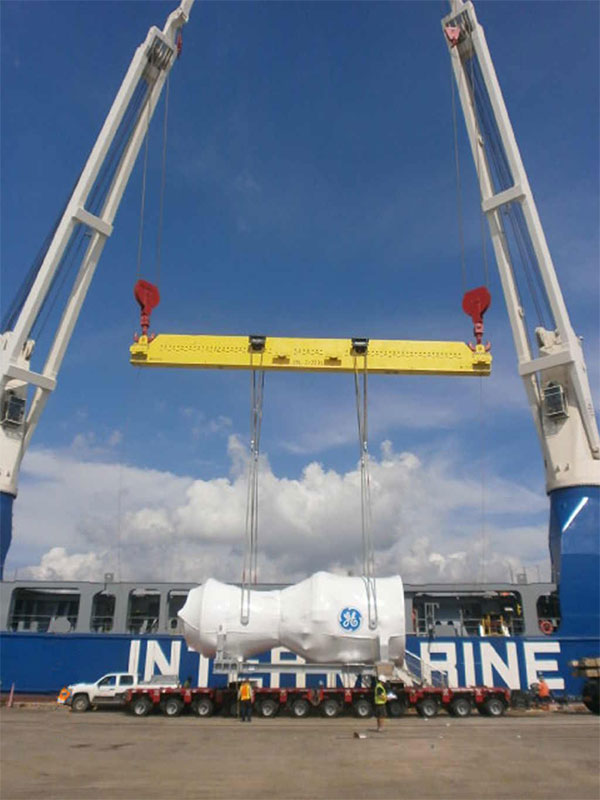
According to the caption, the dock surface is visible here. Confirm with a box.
[1,708,598,799]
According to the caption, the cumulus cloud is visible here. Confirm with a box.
[9,434,549,585]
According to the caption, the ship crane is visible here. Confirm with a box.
[0,0,195,578]
[443,0,599,637]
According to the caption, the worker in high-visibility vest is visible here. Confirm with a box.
[374,676,388,732]
[238,679,253,722]
[537,674,551,709]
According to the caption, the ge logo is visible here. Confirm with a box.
[339,607,362,631]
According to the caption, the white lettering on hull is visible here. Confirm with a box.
[143,640,181,681]
[480,642,520,689]
[128,640,140,674]
[420,642,459,687]
[523,642,565,691]
[127,638,568,690]
[463,642,476,686]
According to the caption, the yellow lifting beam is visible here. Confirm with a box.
[130,334,492,376]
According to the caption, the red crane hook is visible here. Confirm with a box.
[133,279,160,341]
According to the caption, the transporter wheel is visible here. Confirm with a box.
[192,696,214,718]
[386,699,406,718]
[320,698,341,718]
[291,698,311,718]
[162,696,184,717]
[71,694,90,713]
[416,697,439,718]
[259,698,279,718]
[131,696,153,717]
[448,697,472,718]
[352,698,373,719]
[481,696,506,718]
[582,680,599,715]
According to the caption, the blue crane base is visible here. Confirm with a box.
[549,485,600,638]
[0,492,14,581]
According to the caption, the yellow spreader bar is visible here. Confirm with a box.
[130,334,491,376]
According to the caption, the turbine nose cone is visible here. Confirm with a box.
[178,590,201,650]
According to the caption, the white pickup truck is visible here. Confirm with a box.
[58,673,180,712]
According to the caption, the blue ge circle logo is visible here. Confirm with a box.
[339,607,362,632]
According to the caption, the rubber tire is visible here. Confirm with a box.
[320,698,341,718]
[386,699,406,718]
[192,696,214,718]
[259,698,279,718]
[291,698,311,718]
[131,696,153,717]
[582,680,599,715]
[352,698,373,719]
[416,697,439,718]
[71,694,90,713]
[482,696,506,718]
[449,697,472,718]
[162,696,184,717]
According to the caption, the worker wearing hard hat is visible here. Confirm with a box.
[374,676,388,732]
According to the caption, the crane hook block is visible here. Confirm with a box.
[134,279,160,340]
[462,286,491,351]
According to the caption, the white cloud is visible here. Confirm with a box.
[9,434,550,585]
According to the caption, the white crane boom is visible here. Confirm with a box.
[0,1,194,577]
[443,1,598,636]
[443,0,599,492]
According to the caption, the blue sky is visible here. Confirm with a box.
[1,1,598,583]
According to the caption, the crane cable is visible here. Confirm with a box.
[240,366,265,625]
[450,54,491,582]
[136,75,170,287]
[135,98,151,279]
[353,359,378,630]
[155,76,170,287]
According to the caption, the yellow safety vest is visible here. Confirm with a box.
[239,683,252,701]
[374,682,387,705]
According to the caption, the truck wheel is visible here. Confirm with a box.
[481,696,506,718]
[131,696,153,717]
[291,698,311,718]
[352,698,373,718]
[192,696,214,718]
[386,699,406,718]
[320,698,341,718]
[71,694,90,713]
[162,696,184,717]
[259,698,279,718]
[582,680,599,715]
[449,697,471,718]
[416,697,439,718]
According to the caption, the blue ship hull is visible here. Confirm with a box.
[2,631,597,697]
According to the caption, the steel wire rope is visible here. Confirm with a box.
[456,52,495,585]
[450,71,468,295]
[7,82,147,336]
[240,365,265,625]
[154,75,170,288]
[468,56,492,585]
[136,99,152,279]
[87,81,149,217]
[114,368,142,583]
[1,189,73,333]
[32,226,88,341]
[353,359,378,630]
[470,60,552,328]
